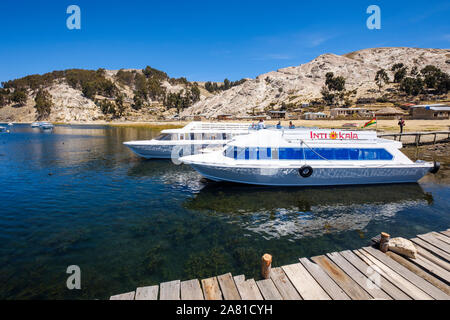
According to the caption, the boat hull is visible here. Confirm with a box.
[124,142,227,159]
[189,163,433,186]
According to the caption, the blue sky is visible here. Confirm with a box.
[0,0,449,83]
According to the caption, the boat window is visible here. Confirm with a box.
[225,147,393,161]
[236,147,246,160]
[272,148,279,160]
[279,148,304,160]
[154,133,172,141]
[259,148,271,160]
[225,146,234,158]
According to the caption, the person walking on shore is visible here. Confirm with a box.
[398,118,405,134]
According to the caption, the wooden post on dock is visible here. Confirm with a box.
[261,254,272,279]
[380,232,390,253]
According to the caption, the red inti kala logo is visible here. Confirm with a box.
[310,131,359,140]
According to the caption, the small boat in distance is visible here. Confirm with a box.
[8,122,13,126]
[39,122,54,131]
[31,122,41,128]
[123,122,255,159]
[180,128,440,186]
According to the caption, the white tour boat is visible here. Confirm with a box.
[180,128,440,186]
[123,122,257,159]
[39,122,54,130]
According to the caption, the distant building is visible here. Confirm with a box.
[375,107,405,119]
[268,110,287,119]
[330,108,373,118]
[303,112,327,120]
[409,104,450,119]
[217,114,233,120]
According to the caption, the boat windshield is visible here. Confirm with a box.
[154,134,173,141]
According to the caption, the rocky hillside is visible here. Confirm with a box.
[1,47,449,122]
[0,67,218,123]
[182,47,450,118]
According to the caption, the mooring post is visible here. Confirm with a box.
[261,254,272,279]
[380,232,390,253]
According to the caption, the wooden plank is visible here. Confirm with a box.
[327,252,391,300]
[431,232,450,245]
[413,255,450,284]
[160,280,180,300]
[415,244,450,271]
[217,273,241,300]
[386,251,450,296]
[282,263,330,300]
[411,237,450,262]
[135,286,158,300]
[235,279,264,300]
[417,234,450,254]
[363,246,448,300]
[110,291,135,300]
[181,279,204,300]
[201,277,222,300]
[355,249,432,300]
[311,255,372,300]
[340,250,411,300]
[440,230,450,238]
[299,258,350,300]
[270,267,302,300]
[256,279,283,300]
[233,275,245,285]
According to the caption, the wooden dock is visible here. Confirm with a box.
[378,131,450,146]
[110,229,450,300]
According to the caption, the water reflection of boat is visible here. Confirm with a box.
[183,183,432,239]
[127,159,204,191]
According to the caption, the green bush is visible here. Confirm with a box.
[34,89,53,119]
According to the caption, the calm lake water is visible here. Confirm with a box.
[0,124,449,299]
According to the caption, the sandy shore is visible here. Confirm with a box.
[109,119,450,133]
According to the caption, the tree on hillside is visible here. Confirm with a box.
[223,79,231,90]
[0,89,10,107]
[420,65,450,94]
[11,90,27,106]
[189,86,201,104]
[375,69,389,92]
[142,66,168,80]
[325,72,346,92]
[34,89,53,119]
[115,94,126,117]
[400,77,423,96]
[393,67,407,83]
[321,72,346,106]
[82,82,96,100]
[391,63,404,71]
[132,94,144,110]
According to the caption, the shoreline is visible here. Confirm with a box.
[4,119,450,133]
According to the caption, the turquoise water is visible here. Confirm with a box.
[0,124,449,299]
